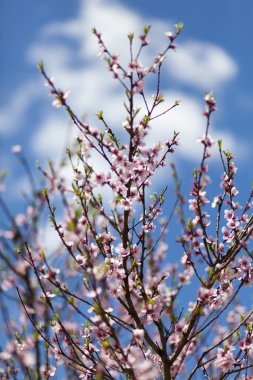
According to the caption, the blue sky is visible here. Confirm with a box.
[0,0,252,219]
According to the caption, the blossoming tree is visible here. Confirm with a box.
[0,24,252,380]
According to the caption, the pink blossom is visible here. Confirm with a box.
[222,226,234,242]
[0,352,11,360]
[214,346,235,371]
[204,92,216,113]
[66,240,75,248]
[76,254,86,266]
[224,209,234,220]
[196,134,215,147]
[120,197,132,211]
[212,195,221,208]
[132,329,145,344]
[40,365,56,377]
[132,80,144,94]
[165,31,174,40]
[52,90,70,108]
[11,144,22,153]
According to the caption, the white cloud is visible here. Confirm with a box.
[41,0,145,64]
[31,116,75,161]
[39,221,61,256]
[1,0,240,165]
[0,82,41,136]
[166,41,238,90]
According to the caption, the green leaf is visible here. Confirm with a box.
[170,311,177,323]
[68,297,74,305]
[97,110,103,120]
[103,56,111,65]
[37,60,44,72]
[157,94,164,104]
[143,25,151,35]
[53,312,60,321]
[66,147,71,156]
[42,187,47,197]
[175,21,184,34]
[247,323,252,331]
[128,32,134,42]
[102,339,110,348]
[150,192,157,202]
[67,220,76,231]
[39,250,46,260]
[33,330,39,342]
[14,246,21,254]
[224,150,231,159]
[187,219,194,229]
[115,195,122,203]
[144,114,150,125]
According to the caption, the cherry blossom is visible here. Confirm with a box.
[0,24,252,380]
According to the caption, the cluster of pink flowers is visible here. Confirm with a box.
[0,24,252,380]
